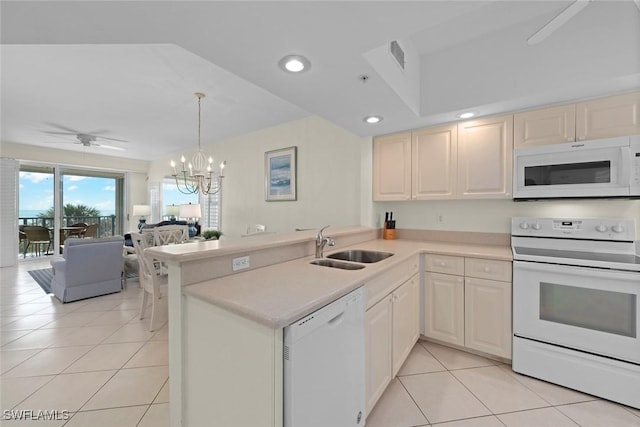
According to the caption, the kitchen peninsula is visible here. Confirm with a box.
[146,226,512,427]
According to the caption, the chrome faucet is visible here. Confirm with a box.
[315,225,335,258]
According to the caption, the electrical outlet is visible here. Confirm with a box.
[436,213,445,224]
[232,256,250,271]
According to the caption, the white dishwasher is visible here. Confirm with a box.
[284,286,366,427]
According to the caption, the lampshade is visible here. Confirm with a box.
[165,204,180,217]
[132,204,151,217]
[179,203,201,219]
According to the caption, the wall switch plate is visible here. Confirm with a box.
[232,256,250,271]
[436,213,445,224]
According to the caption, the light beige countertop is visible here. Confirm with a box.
[182,237,512,329]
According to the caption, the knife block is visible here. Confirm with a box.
[383,228,396,240]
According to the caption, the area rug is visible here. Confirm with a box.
[27,268,53,294]
[27,268,137,295]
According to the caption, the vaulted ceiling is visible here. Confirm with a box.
[2,1,639,160]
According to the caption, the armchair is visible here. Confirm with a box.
[50,235,124,303]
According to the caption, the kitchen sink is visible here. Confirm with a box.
[327,250,394,263]
[309,259,365,270]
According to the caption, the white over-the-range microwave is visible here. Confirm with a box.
[513,135,640,199]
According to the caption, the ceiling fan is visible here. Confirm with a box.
[43,126,127,151]
[527,0,640,46]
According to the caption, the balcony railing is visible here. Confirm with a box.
[19,216,119,239]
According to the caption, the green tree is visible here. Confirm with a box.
[38,204,101,218]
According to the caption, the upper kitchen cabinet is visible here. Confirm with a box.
[457,115,513,199]
[373,132,412,201]
[576,92,640,140]
[412,125,458,200]
[514,104,576,147]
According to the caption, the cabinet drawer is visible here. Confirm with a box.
[424,254,464,276]
[366,257,419,309]
[465,258,512,282]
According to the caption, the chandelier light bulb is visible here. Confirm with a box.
[170,92,227,195]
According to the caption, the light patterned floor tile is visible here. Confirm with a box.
[0,330,32,347]
[84,309,139,326]
[498,364,597,406]
[398,342,446,376]
[366,378,427,427]
[452,366,549,414]
[557,400,640,427]
[1,349,42,374]
[101,323,155,343]
[433,416,503,426]
[1,328,72,350]
[64,405,147,427]
[16,370,116,412]
[2,345,93,377]
[497,407,579,426]
[0,314,61,330]
[420,341,497,371]
[42,311,104,328]
[124,340,168,368]
[81,366,168,410]
[50,324,122,347]
[73,298,129,313]
[138,403,169,427]
[400,371,490,423]
[0,375,55,409]
[154,379,169,404]
[64,342,145,373]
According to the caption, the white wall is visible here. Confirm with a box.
[373,199,640,239]
[148,116,370,238]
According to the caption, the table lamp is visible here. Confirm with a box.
[166,204,180,221]
[179,203,202,238]
[132,204,151,230]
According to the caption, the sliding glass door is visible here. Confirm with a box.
[19,163,125,258]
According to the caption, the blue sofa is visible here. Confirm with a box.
[50,235,124,303]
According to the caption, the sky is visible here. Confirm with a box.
[19,172,116,217]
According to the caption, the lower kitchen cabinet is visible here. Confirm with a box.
[423,255,512,359]
[366,274,419,414]
[423,272,464,346]
[465,277,512,358]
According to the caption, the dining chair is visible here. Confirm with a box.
[130,232,168,332]
[153,224,189,246]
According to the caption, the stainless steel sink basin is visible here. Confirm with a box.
[327,250,394,263]
[310,259,365,270]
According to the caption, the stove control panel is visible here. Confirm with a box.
[513,217,635,241]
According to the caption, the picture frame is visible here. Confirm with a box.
[265,146,297,201]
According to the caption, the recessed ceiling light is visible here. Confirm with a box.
[278,55,311,73]
[363,115,383,124]
[457,112,476,119]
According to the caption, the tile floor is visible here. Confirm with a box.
[1,257,169,426]
[3,257,640,426]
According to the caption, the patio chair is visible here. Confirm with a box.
[22,225,52,258]
[67,223,88,239]
[130,232,168,331]
[82,223,99,238]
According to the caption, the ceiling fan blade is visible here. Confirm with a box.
[527,0,591,46]
[94,143,126,151]
[44,122,81,134]
[95,135,129,143]
[43,130,79,136]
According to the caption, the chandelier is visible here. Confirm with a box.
[170,92,226,195]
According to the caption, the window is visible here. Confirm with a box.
[162,175,221,231]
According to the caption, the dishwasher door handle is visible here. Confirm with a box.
[328,312,345,327]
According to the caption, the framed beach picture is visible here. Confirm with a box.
[265,146,297,201]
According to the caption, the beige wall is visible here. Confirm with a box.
[374,199,640,239]
[148,116,370,238]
